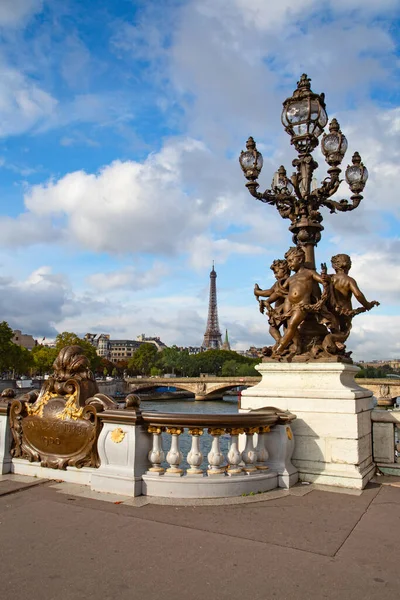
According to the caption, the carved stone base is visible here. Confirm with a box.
[240,362,375,489]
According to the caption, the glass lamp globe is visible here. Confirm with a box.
[281,74,328,153]
[272,166,294,195]
[345,152,368,193]
[239,137,263,181]
[321,119,348,166]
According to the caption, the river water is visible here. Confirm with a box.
[140,395,238,471]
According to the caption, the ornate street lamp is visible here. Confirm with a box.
[239,74,378,362]
[239,74,368,269]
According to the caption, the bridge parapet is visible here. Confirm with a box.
[126,376,261,400]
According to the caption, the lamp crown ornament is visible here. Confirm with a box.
[240,74,379,364]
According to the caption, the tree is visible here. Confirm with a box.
[55,331,100,371]
[221,360,239,377]
[150,366,162,377]
[128,343,158,376]
[0,321,15,373]
[96,358,114,376]
[31,345,58,375]
[8,345,34,376]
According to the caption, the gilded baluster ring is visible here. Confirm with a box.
[188,428,204,436]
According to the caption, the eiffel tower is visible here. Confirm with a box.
[202,262,222,349]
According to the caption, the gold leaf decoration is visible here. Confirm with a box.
[111,427,126,443]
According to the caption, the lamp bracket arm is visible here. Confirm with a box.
[321,194,362,214]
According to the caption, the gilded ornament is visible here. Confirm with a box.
[286,427,293,440]
[226,427,244,436]
[148,426,163,435]
[208,427,225,436]
[111,428,126,443]
[166,427,183,435]
[245,427,259,435]
[9,345,118,470]
[188,428,204,436]
[26,391,59,418]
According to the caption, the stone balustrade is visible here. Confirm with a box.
[371,408,400,476]
[0,398,298,498]
[140,409,297,497]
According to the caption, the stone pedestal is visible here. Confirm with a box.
[241,363,375,489]
[91,421,152,497]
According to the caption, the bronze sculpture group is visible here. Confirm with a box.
[254,250,379,360]
[240,74,379,362]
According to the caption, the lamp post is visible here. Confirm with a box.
[239,74,368,269]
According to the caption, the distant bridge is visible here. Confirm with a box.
[358,379,400,402]
[125,376,400,403]
[126,376,261,400]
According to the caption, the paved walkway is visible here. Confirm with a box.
[1,474,399,600]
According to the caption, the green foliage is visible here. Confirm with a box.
[0,321,15,373]
[128,343,158,375]
[9,344,34,375]
[112,368,118,378]
[355,364,398,379]
[55,331,100,371]
[31,345,58,375]
[0,322,36,375]
[151,347,258,378]
[150,366,162,377]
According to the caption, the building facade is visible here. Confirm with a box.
[12,330,37,351]
[84,333,168,363]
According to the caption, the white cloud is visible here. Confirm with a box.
[0,65,57,137]
[87,262,169,292]
[9,136,281,266]
[0,0,43,27]
[351,315,400,361]
[189,236,264,270]
[348,247,400,305]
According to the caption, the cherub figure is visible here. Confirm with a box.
[272,247,329,356]
[254,259,289,345]
[324,253,379,347]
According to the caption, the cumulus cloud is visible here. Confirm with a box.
[3,136,278,267]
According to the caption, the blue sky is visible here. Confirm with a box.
[0,0,399,360]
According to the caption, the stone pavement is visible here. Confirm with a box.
[0,474,399,600]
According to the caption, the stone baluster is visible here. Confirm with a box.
[255,426,270,470]
[242,427,258,473]
[226,428,244,476]
[147,426,165,474]
[207,427,226,475]
[187,428,204,475]
[165,427,184,476]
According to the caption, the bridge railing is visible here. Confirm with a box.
[0,394,298,499]
[140,408,297,497]
[372,409,400,476]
